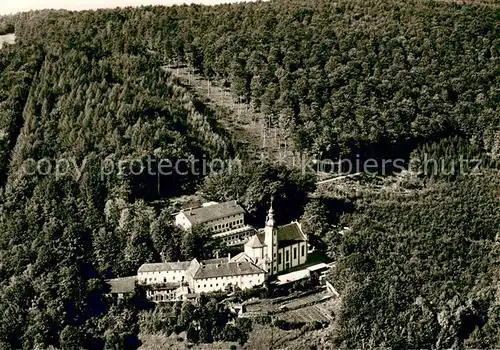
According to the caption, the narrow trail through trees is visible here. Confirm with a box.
[162,65,367,185]
[162,65,298,167]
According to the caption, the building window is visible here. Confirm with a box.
[173,276,175,280]
[210,284,212,287]
[278,252,282,264]
[197,285,200,288]
[301,245,305,257]
[293,247,297,260]
[163,278,166,283]
[204,285,206,288]
[285,250,289,262]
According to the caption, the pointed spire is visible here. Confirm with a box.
[265,196,275,227]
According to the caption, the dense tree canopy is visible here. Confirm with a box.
[331,168,500,348]
[0,0,498,348]
[139,0,499,158]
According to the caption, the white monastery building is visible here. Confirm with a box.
[136,202,309,302]
[138,256,266,302]
[175,201,256,246]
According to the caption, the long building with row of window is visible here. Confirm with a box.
[107,202,309,303]
[174,201,257,246]
[145,203,308,302]
[137,255,266,302]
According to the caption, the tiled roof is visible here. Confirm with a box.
[277,222,306,249]
[202,257,230,265]
[139,256,231,274]
[186,259,201,278]
[230,252,252,262]
[245,234,265,248]
[106,276,136,294]
[231,252,270,271]
[193,261,265,279]
[253,223,306,249]
[138,261,192,273]
[180,200,245,226]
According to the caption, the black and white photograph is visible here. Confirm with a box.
[0,0,498,348]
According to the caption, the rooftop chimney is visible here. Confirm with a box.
[227,252,231,262]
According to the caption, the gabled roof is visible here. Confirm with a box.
[277,222,306,249]
[230,252,254,263]
[138,261,192,273]
[185,258,201,278]
[245,234,265,248]
[193,261,265,279]
[254,222,306,249]
[231,252,270,271]
[202,257,230,265]
[179,200,245,226]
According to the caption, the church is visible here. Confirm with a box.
[136,202,309,302]
[231,205,308,276]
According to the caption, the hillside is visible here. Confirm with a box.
[0,0,498,349]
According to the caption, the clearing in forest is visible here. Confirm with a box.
[162,65,299,167]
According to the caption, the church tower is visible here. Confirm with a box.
[264,200,278,275]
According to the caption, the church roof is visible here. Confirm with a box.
[277,222,306,249]
[245,234,265,248]
[254,222,306,249]
[193,261,265,279]
[180,200,245,226]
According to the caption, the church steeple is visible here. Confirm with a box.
[265,197,275,227]
[264,196,278,275]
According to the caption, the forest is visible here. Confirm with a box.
[0,0,498,348]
